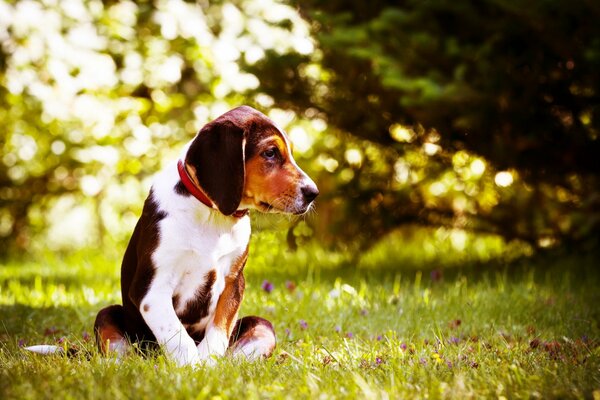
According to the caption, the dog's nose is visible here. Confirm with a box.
[301,184,319,203]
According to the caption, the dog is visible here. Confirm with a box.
[27,106,319,366]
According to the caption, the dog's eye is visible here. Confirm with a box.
[262,148,278,160]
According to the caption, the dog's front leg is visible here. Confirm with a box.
[197,272,245,362]
[140,287,200,367]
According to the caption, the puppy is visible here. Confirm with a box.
[28,106,318,366]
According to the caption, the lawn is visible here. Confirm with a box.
[0,232,599,399]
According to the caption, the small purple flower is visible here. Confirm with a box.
[446,361,453,368]
[581,335,589,343]
[400,342,407,351]
[375,357,383,365]
[57,337,66,344]
[261,280,274,293]
[285,280,296,292]
[377,335,383,341]
[449,336,460,345]
[360,309,368,316]
[346,332,354,339]
[419,357,427,365]
[285,328,291,337]
[44,326,59,336]
[299,320,308,329]
[334,325,341,333]
[82,331,91,341]
[154,364,158,371]
[18,339,26,347]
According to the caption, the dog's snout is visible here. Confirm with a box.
[301,184,319,203]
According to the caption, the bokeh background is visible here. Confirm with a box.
[1,0,598,263]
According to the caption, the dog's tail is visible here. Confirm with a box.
[24,344,80,357]
[24,345,63,354]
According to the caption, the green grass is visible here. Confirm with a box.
[1,233,599,399]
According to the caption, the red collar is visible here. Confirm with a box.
[177,160,248,218]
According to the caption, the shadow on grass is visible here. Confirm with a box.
[247,247,600,290]
[0,274,118,291]
[0,304,97,347]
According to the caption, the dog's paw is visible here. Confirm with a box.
[191,355,218,369]
[166,342,201,367]
[196,328,228,365]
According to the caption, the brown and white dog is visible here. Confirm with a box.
[27,106,318,366]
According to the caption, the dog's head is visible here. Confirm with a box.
[184,106,319,216]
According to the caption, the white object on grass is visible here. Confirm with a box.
[24,345,63,355]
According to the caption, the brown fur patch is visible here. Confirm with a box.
[212,248,248,337]
[243,148,304,212]
[94,305,127,354]
[171,294,180,311]
[241,122,307,213]
[177,270,217,325]
[124,190,166,310]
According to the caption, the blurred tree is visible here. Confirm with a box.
[1,0,598,257]
[0,0,311,255]
[246,0,600,249]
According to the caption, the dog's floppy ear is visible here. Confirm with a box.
[186,119,245,216]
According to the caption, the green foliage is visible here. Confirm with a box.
[1,242,599,398]
[0,0,313,254]
[1,0,598,255]
[248,0,600,249]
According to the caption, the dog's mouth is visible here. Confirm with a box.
[259,201,272,209]
[292,203,314,215]
[259,201,280,213]
[258,200,312,215]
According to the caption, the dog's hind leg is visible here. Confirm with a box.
[229,316,276,361]
[94,305,130,357]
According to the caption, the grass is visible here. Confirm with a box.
[0,231,599,399]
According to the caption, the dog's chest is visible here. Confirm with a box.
[153,211,250,330]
